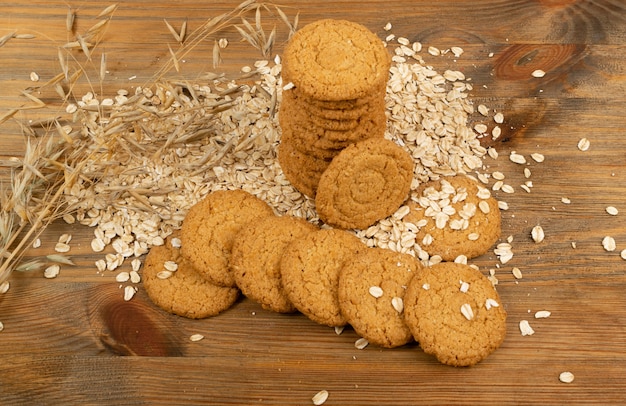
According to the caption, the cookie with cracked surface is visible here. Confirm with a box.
[337,247,423,348]
[404,175,501,261]
[280,228,367,327]
[231,215,318,313]
[281,19,391,101]
[315,138,414,230]
[142,233,240,319]
[180,189,274,287]
[403,262,507,367]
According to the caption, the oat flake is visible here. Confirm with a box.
[535,310,551,318]
[312,390,329,405]
[559,371,575,383]
[355,337,369,350]
[190,334,204,342]
[519,320,535,336]
[602,236,616,252]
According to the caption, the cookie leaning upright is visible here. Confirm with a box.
[403,262,507,367]
[180,190,274,288]
[315,137,414,230]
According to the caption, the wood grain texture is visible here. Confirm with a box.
[1,0,626,404]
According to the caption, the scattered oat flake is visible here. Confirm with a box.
[164,261,179,272]
[44,264,60,279]
[535,310,551,318]
[312,389,329,405]
[0,281,9,294]
[532,69,546,78]
[559,371,575,383]
[577,138,590,151]
[157,270,173,280]
[32,238,41,248]
[55,242,71,253]
[509,152,526,164]
[530,153,545,163]
[519,320,535,336]
[602,236,616,252]
[123,286,136,301]
[190,334,204,342]
[606,206,619,216]
[621,249,626,260]
[116,272,130,283]
[0,321,4,332]
[391,297,404,313]
[512,267,523,279]
[355,337,369,350]
[531,225,545,243]
[334,325,345,335]
[561,197,571,204]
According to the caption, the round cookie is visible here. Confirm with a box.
[142,233,240,319]
[280,228,367,327]
[180,189,274,287]
[281,19,391,101]
[231,215,318,313]
[404,175,501,261]
[337,247,422,348]
[315,138,414,230]
[403,262,507,367]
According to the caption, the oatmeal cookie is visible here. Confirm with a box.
[142,233,239,319]
[315,138,414,229]
[404,175,501,261]
[231,215,318,313]
[403,262,507,367]
[280,228,366,327]
[180,189,274,287]
[337,247,422,348]
[281,19,391,101]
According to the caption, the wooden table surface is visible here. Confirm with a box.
[1,0,626,404]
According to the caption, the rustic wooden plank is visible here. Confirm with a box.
[1,0,626,404]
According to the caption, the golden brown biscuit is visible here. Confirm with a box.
[283,87,385,121]
[403,262,507,367]
[404,175,501,261]
[231,215,318,313]
[280,228,367,327]
[180,190,274,287]
[337,247,422,348]
[316,138,414,229]
[277,138,333,198]
[282,19,391,101]
[279,102,386,160]
[142,233,239,319]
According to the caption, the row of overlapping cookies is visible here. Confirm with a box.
[143,176,506,367]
